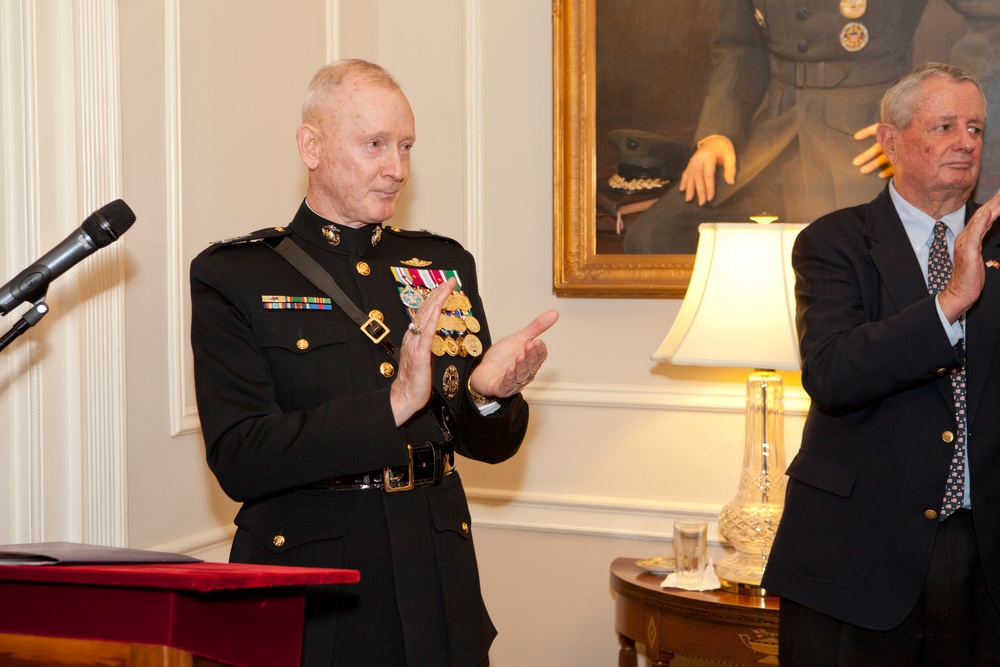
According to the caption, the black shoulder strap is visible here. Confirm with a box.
[267,237,400,360]
[263,236,454,440]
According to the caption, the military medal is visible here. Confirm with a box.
[445,293,472,312]
[431,334,447,357]
[440,314,463,333]
[442,365,459,399]
[391,265,485,360]
[463,314,481,334]
[840,21,868,52]
[839,0,866,19]
[463,333,483,358]
[399,285,424,309]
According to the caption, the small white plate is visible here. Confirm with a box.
[636,557,675,575]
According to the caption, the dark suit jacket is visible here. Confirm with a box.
[190,201,529,665]
[761,187,1000,630]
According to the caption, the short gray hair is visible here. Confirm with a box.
[880,62,985,128]
[301,59,401,124]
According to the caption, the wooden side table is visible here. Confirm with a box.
[611,557,780,666]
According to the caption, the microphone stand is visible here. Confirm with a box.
[0,298,50,353]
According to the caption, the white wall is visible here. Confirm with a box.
[1,1,807,665]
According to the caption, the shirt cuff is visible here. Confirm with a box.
[935,295,964,346]
[476,400,502,416]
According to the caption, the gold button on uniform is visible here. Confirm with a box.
[924,509,939,520]
[380,362,395,378]
[296,339,309,350]
[273,534,286,547]
[356,261,371,276]
[461,522,470,534]
[369,309,384,322]
[942,431,955,443]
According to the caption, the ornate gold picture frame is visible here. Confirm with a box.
[552,0,990,299]
[552,0,703,298]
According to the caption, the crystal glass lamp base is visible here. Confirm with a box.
[714,500,784,587]
[715,370,788,590]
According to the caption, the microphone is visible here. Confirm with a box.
[0,199,136,316]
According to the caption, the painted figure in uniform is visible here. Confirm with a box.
[624,0,1000,254]
[190,59,558,666]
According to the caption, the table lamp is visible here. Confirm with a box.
[653,221,807,593]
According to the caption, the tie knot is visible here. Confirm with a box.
[934,220,948,239]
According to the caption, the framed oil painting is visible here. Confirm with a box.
[553,0,994,298]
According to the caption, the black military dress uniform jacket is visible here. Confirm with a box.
[190,201,529,666]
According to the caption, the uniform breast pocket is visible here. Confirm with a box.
[252,311,352,405]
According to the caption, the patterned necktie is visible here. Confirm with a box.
[927,220,967,517]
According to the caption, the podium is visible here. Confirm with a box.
[0,560,359,666]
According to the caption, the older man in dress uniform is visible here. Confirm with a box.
[190,59,558,666]
[625,0,1000,254]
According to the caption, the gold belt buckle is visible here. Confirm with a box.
[384,444,415,493]
[362,317,390,344]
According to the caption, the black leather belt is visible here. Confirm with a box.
[309,443,455,493]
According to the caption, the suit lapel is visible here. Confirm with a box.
[865,188,959,409]
[865,189,931,314]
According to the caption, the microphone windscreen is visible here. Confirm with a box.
[83,199,137,247]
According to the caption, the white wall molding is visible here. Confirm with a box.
[522,380,811,416]
[467,487,724,544]
[152,523,236,562]
[74,0,129,547]
[463,0,487,289]
[325,0,341,62]
[164,0,199,438]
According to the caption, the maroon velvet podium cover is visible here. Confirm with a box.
[0,545,359,667]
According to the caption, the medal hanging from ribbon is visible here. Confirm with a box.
[390,266,482,357]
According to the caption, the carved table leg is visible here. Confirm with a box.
[617,632,638,667]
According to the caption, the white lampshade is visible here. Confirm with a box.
[653,222,807,371]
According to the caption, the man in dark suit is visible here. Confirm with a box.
[760,63,1000,665]
[624,0,1000,255]
[189,59,557,666]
